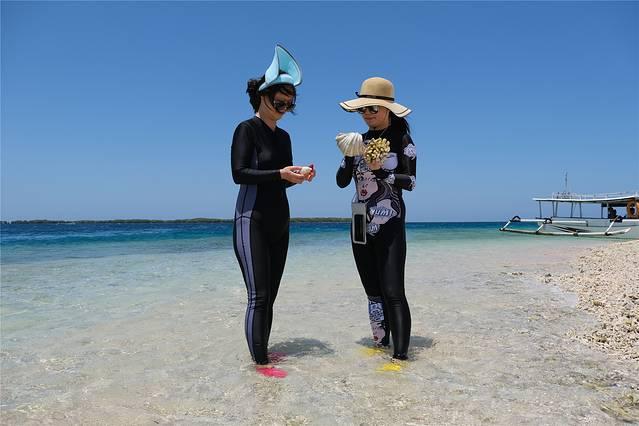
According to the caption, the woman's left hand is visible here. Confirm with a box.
[367,159,382,170]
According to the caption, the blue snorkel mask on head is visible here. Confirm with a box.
[258,45,302,92]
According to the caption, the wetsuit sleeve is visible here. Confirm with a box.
[231,122,282,184]
[372,134,417,191]
[336,156,355,188]
[283,132,297,188]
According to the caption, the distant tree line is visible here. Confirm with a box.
[2,218,350,224]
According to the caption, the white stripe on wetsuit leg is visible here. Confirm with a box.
[235,149,258,360]
[237,186,257,360]
[236,187,254,359]
[235,187,250,355]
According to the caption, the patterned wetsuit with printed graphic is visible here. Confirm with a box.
[336,126,416,359]
[231,116,294,365]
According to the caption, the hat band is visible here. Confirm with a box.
[356,93,395,102]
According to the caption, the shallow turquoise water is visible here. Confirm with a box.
[3,222,635,424]
[0,221,600,343]
[0,221,540,264]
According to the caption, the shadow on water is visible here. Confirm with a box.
[356,335,435,356]
[408,335,436,355]
[269,338,334,358]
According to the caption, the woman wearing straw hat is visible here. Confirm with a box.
[336,77,416,361]
[231,45,315,377]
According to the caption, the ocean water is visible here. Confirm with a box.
[1,222,637,424]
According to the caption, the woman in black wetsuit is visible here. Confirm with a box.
[335,77,416,361]
[231,45,314,374]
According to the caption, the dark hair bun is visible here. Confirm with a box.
[246,76,266,112]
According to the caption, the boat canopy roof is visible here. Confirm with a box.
[533,192,639,207]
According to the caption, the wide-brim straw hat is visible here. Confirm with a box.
[340,77,411,118]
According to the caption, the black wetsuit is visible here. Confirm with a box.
[336,126,417,359]
[231,116,294,365]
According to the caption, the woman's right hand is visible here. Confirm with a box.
[280,166,305,184]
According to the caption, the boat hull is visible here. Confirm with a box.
[500,217,639,239]
[542,218,639,239]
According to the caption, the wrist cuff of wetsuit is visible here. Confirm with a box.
[277,169,289,180]
[373,169,390,179]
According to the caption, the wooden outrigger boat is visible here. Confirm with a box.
[500,192,639,238]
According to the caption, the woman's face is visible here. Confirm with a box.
[361,105,390,130]
[260,91,295,121]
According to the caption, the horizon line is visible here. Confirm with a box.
[0,217,506,224]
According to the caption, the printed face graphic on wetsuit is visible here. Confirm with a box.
[355,156,399,236]
[355,159,378,200]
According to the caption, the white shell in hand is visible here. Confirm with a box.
[336,132,365,156]
[300,166,312,176]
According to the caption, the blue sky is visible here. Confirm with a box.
[2,1,638,221]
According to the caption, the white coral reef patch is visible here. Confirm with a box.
[544,241,639,361]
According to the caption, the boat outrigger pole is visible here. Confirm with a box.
[500,216,631,237]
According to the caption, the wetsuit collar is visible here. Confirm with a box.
[366,126,391,139]
[253,115,277,133]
